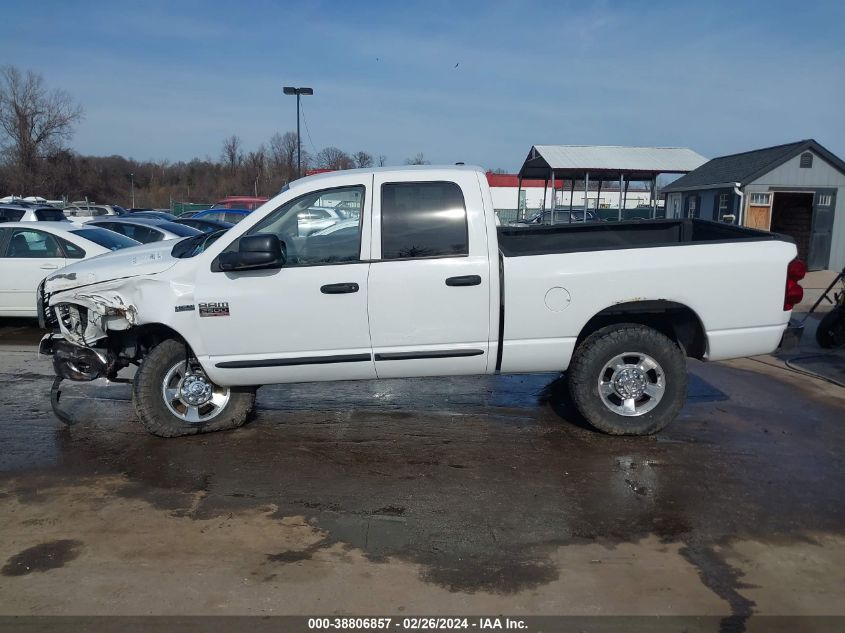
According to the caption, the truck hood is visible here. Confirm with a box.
[44,240,181,294]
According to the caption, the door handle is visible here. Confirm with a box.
[321,282,359,294]
[40,264,59,270]
[445,275,481,287]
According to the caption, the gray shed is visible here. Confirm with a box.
[662,139,845,270]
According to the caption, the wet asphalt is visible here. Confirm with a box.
[0,317,844,620]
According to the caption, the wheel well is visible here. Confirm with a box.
[106,323,186,364]
[576,300,707,359]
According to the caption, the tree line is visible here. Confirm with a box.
[0,66,432,208]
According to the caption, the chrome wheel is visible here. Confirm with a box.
[161,360,230,424]
[597,352,665,417]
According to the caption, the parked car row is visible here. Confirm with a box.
[0,212,231,317]
[507,209,600,226]
[0,189,364,319]
[0,222,141,317]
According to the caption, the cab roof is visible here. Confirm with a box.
[288,164,485,190]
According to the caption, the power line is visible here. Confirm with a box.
[298,100,319,157]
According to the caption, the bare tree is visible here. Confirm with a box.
[405,152,430,165]
[221,135,243,171]
[377,154,387,167]
[353,151,373,168]
[316,146,354,170]
[0,66,83,191]
[268,131,298,178]
[245,145,267,196]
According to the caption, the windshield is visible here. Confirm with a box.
[71,228,141,251]
[171,230,226,258]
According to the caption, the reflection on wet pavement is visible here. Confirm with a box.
[1,321,844,617]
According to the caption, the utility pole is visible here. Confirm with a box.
[129,172,135,208]
[283,86,313,178]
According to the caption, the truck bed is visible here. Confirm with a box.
[497,218,792,257]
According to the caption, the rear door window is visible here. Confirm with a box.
[125,225,161,242]
[380,182,468,259]
[59,238,86,258]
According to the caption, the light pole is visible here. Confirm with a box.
[129,172,135,208]
[283,86,313,178]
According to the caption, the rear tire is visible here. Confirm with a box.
[132,339,255,437]
[816,307,845,349]
[566,324,687,435]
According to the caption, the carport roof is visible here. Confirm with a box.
[662,139,845,192]
[518,145,707,181]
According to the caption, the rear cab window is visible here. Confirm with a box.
[380,182,468,259]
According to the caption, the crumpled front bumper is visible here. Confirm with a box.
[39,334,111,382]
[778,318,804,352]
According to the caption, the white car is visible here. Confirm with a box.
[297,207,344,236]
[63,205,123,223]
[41,166,804,438]
[0,222,140,317]
[0,204,71,223]
[311,219,359,237]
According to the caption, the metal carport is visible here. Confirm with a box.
[517,145,707,222]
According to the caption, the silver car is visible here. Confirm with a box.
[297,207,344,236]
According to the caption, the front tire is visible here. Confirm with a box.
[132,339,255,437]
[566,324,687,435]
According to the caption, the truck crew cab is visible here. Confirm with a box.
[40,166,805,437]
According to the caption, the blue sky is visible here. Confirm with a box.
[3,0,844,170]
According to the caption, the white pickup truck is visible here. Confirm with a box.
[39,166,805,437]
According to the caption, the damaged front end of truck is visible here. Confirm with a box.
[38,279,142,381]
[38,240,189,387]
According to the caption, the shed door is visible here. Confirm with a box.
[808,189,836,271]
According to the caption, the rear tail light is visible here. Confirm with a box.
[784,258,806,311]
[787,259,807,281]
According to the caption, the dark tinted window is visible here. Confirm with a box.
[157,221,199,237]
[224,212,247,224]
[72,228,139,251]
[128,226,162,242]
[59,238,85,258]
[97,222,160,243]
[381,182,467,259]
[0,209,25,222]
[35,208,69,221]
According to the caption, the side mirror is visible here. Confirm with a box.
[218,234,286,271]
